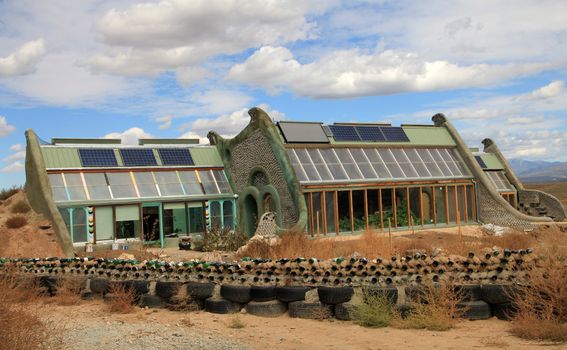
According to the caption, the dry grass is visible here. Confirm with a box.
[392,282,464,331]
[352,292,393,328]
[0,273,63,350]
[228,315,246,329]
[10,199,31,214]
[509,249,567,343]
[5,215,28,229]
[0,186,22,201]
[237,225,567,260]
[106,283,136,314]
[50,278,84,306]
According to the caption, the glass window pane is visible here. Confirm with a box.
[466,186,474,222]
[163,205,187,236]
[116,205,139,239]
[325,192,336,234]
[307,149,333,181]
[287,149,308,182]
[210,201,221,228]
[430,149,453,176]
[349,148,377,179]
[440,149,461,176]
[377,149,405,178]
[448,186,456,224]
[58,207,71,236]
[49,174,68,201]
[435,186,447,224]
[295,148,320,181]
[223,201,234,229]
[134,172,159,198]
[179,171,204,195]
[448,149,469,176]
[188,204,205,234]
[155,171,184,196]
[84,173,111,200]
[312,192,323,234]
[363,149,392,179]
[318,149,348,180]
[199,170,219,194]
[213,170,232,194]
[405,149,431,177]
[107,172,137,198]
[337,191,351,233]
[417,149,444,177]
[391,149,418,178]
[72,208,88,243]
[334,149,363,180]
[64,173,87,201]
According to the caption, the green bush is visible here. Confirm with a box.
[10,200,31,214]
[352,293,393,328]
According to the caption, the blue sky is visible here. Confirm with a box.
[1,0,566,186]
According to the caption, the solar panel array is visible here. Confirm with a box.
[328,125,409,142]
[475,156,487,169]
[277,122,329,143]
[79,149,118,167]
[288,147,470,183]
[119,149,158,166]
[158,148,194,166]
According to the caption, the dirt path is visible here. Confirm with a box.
[46,301,565,350]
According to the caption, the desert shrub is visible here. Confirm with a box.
[0,274,61,350]
[6,215,28,229]
[352,292,393,328]
[10,200,31,214]
[0,185,22,201]
[106,283,136,314]
[51,278,83,306]
[203,225,248,252]
[228,316,245,329]
[510,254,567,342]
[392,282,464,331]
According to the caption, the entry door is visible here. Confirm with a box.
[142,204,162,242]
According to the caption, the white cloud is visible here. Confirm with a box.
[89,0,318,76]
[1,161,23,173]
[0,117,16,136]
[3,149,25,163]
[156,116,173,130]
[179,103,285,141]
[229,46,553,98]
[0,39,46,77]
[175,66,210,87]
[525,80,564,100]
[9,144,23,152]
[104,127,153,145]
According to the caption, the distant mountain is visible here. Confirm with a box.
[509,159,567,183]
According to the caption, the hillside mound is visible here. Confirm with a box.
[0,191,63,257]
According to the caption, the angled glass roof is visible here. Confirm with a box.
[47,169,232,204]
[287,147,471,184]
[485,171,515,192]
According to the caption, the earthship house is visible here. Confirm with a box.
[25,107,566,256]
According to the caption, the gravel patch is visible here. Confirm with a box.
[62,320,250,350]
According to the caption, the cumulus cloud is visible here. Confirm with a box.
[179,103,285,141]
[175,66,210,87]
[525,80,564,100]
[89,0,317,76]
[156,116,173,130]
[0,117,16,136]
[3,144,25,163]
[104,127,153,145]
[0,39,46,77]
[229,46,552,98]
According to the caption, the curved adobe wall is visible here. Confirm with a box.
[24,129,74,257]
[431,114,551,228]
[208,107,307,235]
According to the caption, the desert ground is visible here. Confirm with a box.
[1,183,567,349]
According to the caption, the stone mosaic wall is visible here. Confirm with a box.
[518,189,566,221]
[477,182,534,230]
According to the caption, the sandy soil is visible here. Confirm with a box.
[0,191,64,257]
[45,300,566,350]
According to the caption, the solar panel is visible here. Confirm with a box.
[79,149,118,167]
[356,126,386,141]
[329,125,361,141]
[475,156,487,169]
[381,127,410,142]
[119,149,157,166]
[278,122,329,143]
[158,148,194,166]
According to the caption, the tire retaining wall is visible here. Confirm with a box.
[0,250,536,321]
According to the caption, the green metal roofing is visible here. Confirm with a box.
[480,153,504,170]
[189,147,223,166]
[41,148,81,168]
